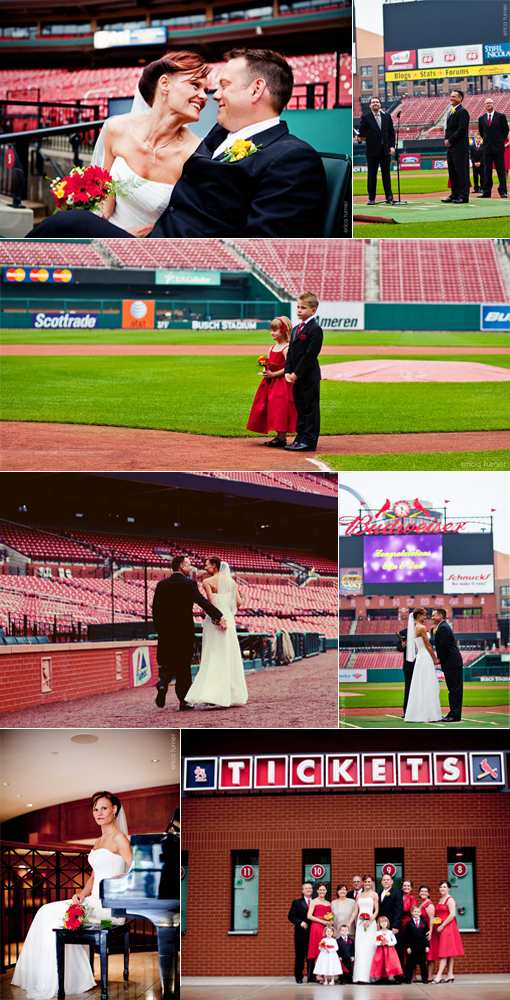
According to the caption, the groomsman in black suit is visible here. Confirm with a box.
[441,90,470,203]
[284,291,323,453]
[288,881,314,983]
[347,875,363,900]
[396,625,416,718]
[469,133,485,192]
[358,96,395,205]
[431,608,464,721]
[404,905,430,983]
[477,96,509,198]
[379,874,404,966]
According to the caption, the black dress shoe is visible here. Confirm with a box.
[263,437,286,447]
[284,442,316,452]
[444,716,462,722]
[386,198,395,204]
[155,688,166,708]
[367,200,376,205]
[500,192,508,198]
[477,193,491,198]
[179,701,194,711]
[452,198,468,203]
[441,197,453,202]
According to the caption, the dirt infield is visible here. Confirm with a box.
[0,650,338,730]
[1,422,508,471]
[2,345,510,356]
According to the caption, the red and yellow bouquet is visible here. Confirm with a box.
[50,165,124,213]
[323,911,334,922]
[258,354,270,368]
[376,932,388,944]
[431,917,442,926]
[63,903,89,930]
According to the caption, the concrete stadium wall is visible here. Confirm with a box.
[0,639,157,713]
[365,303,481,330]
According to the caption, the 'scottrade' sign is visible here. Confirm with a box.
[32,312,97,328]
[481,305,510,331]
[183,753,505,791]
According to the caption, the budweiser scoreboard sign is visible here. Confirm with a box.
[184,752,506,792]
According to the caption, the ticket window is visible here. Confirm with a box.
[231,851,259,933]
[303,849,332,900]
[181,850,188,934]
[448,847,477,931]
[375,849,404,894]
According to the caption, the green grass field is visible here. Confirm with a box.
[323,450,510,471]
[340,712,509,729]
[339,683,509,728]
[1,355,509,436]
[353,218,509,237]
[353,169,500,196]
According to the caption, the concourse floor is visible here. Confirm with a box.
[181,975,510,1000]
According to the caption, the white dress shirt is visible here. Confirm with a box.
[212,117,280,158]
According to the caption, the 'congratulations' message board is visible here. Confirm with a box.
[364,534,443,585]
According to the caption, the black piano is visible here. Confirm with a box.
[100,823,180,998]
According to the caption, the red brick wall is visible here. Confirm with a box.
[0,640,157,712]
[182,789,510,975]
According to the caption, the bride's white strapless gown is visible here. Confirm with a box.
[405,632,442,722]
[186,590,248,707]
[108,156,173,230]
[352,895,377,982]
[11,849,127,999]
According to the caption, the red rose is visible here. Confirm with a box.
[299,334,306,340]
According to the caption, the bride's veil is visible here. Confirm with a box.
[218,561,236,613]
[406,612,417,663]
[115,804,130,839]
[91,81,150,167]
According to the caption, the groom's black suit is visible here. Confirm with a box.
[433,620,463,720]
[26,122,327,239]
[396,628,415,714]
[152,571,222,703]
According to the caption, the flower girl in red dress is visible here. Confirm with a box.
[246,315,297,448]
[370,916,404,982]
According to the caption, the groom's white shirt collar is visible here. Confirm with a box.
[212,117,280,158]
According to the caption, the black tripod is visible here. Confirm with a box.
[393,110,408,205]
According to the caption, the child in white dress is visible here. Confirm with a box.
[314,924,342,985]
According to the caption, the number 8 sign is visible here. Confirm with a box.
[453,862,467,878]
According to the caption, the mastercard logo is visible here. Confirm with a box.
[29,268,50,282]
[5,267,26,282]
[53,269,73,283]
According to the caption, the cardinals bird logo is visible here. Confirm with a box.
[476,759,499,780]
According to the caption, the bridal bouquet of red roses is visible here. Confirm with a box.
[63,901,93,930]
[50,165,124,213]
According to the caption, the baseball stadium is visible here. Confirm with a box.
[338,479,510,730]
[0,470,339,729]
[0,0,350,237]
[0,236,509,472]
[353,0,510,237]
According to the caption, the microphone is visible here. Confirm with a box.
[397,111,402,118]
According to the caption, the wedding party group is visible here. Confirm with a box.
[25,48,328,240]
[289,874,465,987]
[396,608,464,724]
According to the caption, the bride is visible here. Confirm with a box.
[404,608,443,723]
[186,558,248,709]
[351,874,379,983]
[12,792,132,999]
[93,51,209,236]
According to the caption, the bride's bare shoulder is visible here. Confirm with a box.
[104,114,143,136]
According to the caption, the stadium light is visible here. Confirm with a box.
[75,513,84,518]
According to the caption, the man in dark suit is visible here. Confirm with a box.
[431,608,464,721]
[477,96,509,198]
[347,875,363,900]
[26,49,327,239]
[379,874,404,967]
[441,89,470,203]
[337,925,355,983]
[288,881,314,983]
[469,132,485,192]
[357,96,395,205]
[284,291,323,453]
[404,905,430,983]
[396,625,416,718]
[152,554,226,711]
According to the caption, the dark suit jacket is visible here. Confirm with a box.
[358,110,395,156]
[405,916,429,951]
[445,104,470,150]
[477,110,509,150]
[469,141,484,166]
[152,572,222,663]
[378,889,403,931]
[346,890,362,900]
[337,935,355,965]
[284,317,323,384]
[150,122,327,238]
[288,897,311,942]
[433,620,463,672]
[397,628,415,671]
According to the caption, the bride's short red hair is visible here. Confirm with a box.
[139,51,210,106]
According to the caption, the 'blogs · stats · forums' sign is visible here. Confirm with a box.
[184,753,505,792]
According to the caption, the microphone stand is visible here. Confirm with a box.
[392,111,407,205]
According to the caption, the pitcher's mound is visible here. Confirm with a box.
[322,359,510,382]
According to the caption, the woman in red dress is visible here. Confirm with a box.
[418,885,438,981]
[307,882,333,983]
[401,879,417,939]
[246,316,297,447]
[432,881,464,984]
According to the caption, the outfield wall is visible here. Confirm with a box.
[365,303,481,331]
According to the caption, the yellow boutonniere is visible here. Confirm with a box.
[221,139,262,163]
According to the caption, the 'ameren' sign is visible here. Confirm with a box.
[184,752,505,792]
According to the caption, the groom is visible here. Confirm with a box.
[431,608,464,721]
[284,290,323,452]
[152,554,227,711]
[26,48,327,239]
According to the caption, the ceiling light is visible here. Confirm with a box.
[16,794,22,798]
[51,752,58,755]
[26,804,33,807]
[71,735,99,744]
[151,759,160,763]
[2,782,9,786]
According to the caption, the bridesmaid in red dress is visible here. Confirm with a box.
[307,882,333,983]
[401,879,417,940]
[432,881,465,984]
[246,316,297,447]
[418,885,438,981]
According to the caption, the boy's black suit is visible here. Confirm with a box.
[477,110,509,196]
[288,897,311,983]
[284,316,323,449]
[337,935,355,981]
[404,916,429,983]
[152,572,222,703]
[26,122,327,239]
[469,139,485,190]
[444,103,470,201]
[396,628,416,715]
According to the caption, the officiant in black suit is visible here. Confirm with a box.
[431,608,464,721]
[288,882,314,983]
[26,49,327,239]
[477,96,509,198]
[379,874,404,966]
[357,96,395,205]
[441,89,470,203]
[152,554,226,711]
[284,291,323,453]
[396,625,416,719]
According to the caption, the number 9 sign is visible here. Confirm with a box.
[382,863,396,877]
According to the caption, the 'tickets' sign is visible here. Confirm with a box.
[183,752,505,792]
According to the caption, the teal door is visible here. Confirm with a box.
[448,862,475,930]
